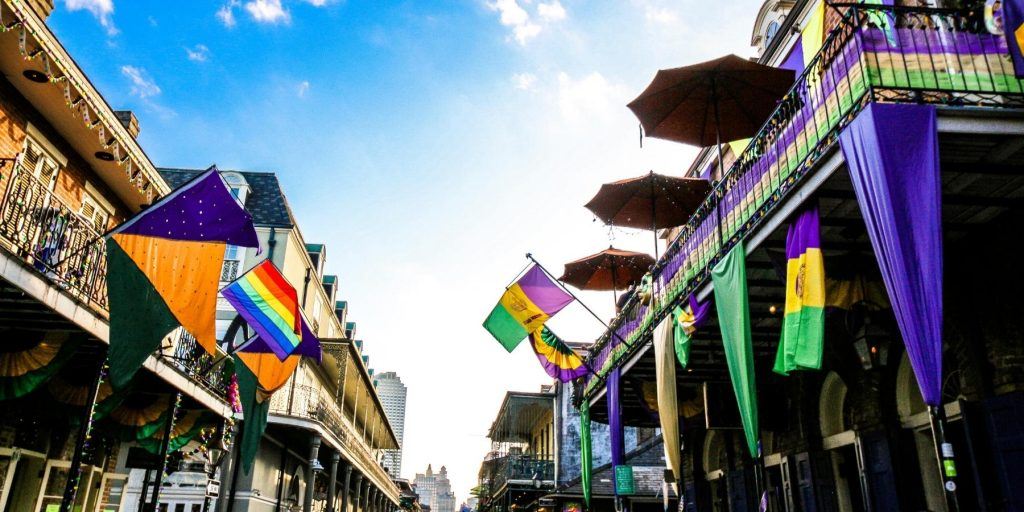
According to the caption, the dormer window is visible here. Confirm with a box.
[766,20,780,46]
[221,171,250,205]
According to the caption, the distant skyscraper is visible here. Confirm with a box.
[414,464,456,512]
[373,371,407,477]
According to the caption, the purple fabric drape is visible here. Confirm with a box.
[838,103,943,406]
[1006,0,1024,77]
[607,366,625,484]
[779,37,804,73]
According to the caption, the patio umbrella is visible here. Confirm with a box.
[584,172,711,258]
[560,247,655,304]
[627,54,795,150]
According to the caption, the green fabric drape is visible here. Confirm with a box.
[233,354,269,475]
[711,242,760,458]
[580,400,593,508]
[0,337,79,401]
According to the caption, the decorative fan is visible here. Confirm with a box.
[0,330,78,400]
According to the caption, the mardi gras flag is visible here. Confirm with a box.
[711,242,759,458]
[672,295,712,368]
[1007,0,1024,77]
[106,167,258,388]
[529,326,588,382]
[221,259,320,362]
[233,350,299,474]
[483,265,573,352]
[774,204,825,376]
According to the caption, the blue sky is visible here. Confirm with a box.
[50,0,760,500]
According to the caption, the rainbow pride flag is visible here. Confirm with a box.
[483,264,573,352]
[530,326,588,382]
[221,259,315,361]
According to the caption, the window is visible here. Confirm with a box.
[21,137,61,190]
[79,194,111,232]
[221,172,250,205]
[765,20,780,46]
[221,245,243,281]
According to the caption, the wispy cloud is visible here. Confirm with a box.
[245,0,290,24]
[216,1,239,27]
[121,65,160,98]
[297,80,310,98]
[63,0,117,35]
[487,0,566,46]
[512,72,537,90]
[185,44,211,62]
[303,0,330,6]
[537,1,566,22]
[556,71,629,123]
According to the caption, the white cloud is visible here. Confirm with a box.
[487,0,542,45]
[120,65,160,99]
[63,0,117,35]
[297,81,310,98]
[645,6,678,24]
[216,0,239,27]
[244,0,290,24]
[304,0,329,5]
[185,44,210,62]
[512,72,537,90]
[537,0,566,22]
[556,71,629,123]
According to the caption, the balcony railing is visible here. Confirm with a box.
[479,454,555,496]
[160,329,231,399]
[581,4,1024,398]
[0,160,108,310]
[268,383,397,487]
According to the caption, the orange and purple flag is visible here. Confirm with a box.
[106,166,258,388]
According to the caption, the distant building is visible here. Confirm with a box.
[414,464,457,512]
[374,371,409,477]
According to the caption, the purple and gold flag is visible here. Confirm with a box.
[529,327,588,382]
[483,265,573,352]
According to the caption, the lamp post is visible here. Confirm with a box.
[201,429,229,512]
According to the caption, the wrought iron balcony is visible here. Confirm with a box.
[479,454,555,497]
[160,329,232,399]
[581,4,1024,399]
[0,159,108,311]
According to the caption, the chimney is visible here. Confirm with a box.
[114,111,140,139]
[26,0,54,20]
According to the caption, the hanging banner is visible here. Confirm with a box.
[838,103,943,406]
[711,242,760,458]
[653,316,681,483]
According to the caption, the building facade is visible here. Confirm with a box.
[574,1,1024,511]
[373,371,408,478]
[414,465,456,512]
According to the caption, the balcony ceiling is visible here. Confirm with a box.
[588,130,1024,427]
[488,392,553,443]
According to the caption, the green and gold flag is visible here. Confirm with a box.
[483,265,573,352]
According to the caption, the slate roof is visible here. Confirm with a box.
[158,167,296,228]
[306,243,325,252]
[323,275,337,285]
[336,300,348,310]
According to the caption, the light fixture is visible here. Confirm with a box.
[23,69,48,83]
[95,151,115,161]
[311,459,325,473]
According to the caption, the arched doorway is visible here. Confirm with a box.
[818,372,866,512]
[703,430,728,512]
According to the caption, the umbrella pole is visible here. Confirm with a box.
[713,94,726,255]
[650,173,659,261]
[610,259,619,309]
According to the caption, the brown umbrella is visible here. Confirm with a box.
[627,54,795,148]
[560,247,655,304]
[584,172,711,258]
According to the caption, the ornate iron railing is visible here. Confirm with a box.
[580,5,1024,400]
[0,159,108,310]
[160,329,231,399]
[479,454,555,497]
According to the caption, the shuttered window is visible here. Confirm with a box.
[21,137,61,190]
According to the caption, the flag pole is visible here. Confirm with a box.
[526,253,633,350]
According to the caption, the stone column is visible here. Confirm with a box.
[327,452,341,512]
[352,475,364,512]
[339,464,353,512]
[304,436,322,512]
[361,480,372,512]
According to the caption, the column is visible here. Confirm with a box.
[352,474,364,512]
[340,465,353,512]
[361,480,372,512]
[327,452,341,512]
[305,435,322,512]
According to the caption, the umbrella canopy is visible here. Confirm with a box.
[584,172,711,230]
[560,247,655,291]
[627,54,795,147]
